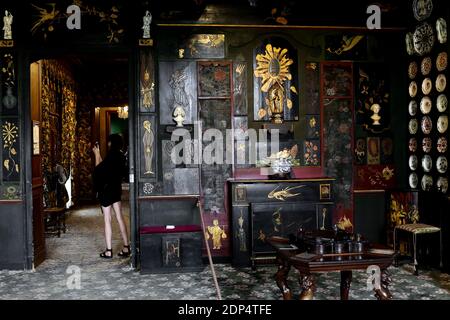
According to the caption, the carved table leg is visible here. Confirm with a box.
[275,259,292,300]
[374,268,393,300]
[340,271,352,300]
[298,273,315,300]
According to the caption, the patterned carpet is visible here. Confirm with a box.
[0,205,450,300]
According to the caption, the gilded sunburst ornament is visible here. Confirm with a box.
[2,121,18,149]
[254,44,293,92]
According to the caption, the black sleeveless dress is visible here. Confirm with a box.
[93,150,126,207]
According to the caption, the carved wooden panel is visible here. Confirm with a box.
[139,115,157,179]
[158,61,197,125]
[139,49,155,113]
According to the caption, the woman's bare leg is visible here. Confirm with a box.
[112,201,129,247]
[102,205,113,257]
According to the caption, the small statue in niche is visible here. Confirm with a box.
[142,10,152,39]
[169,68,189,127]
[142,120,154,174]
[3,10,13,40]
[370,103,381,125]
[205,219,227,250]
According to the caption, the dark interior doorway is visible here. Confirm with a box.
[29,52,130,267]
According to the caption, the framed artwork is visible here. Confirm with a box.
[322,64,353,97]
[198,62,231,98]
[303,140,320,167]
[367,137,381,165]
[381,137,394,164]
[162,236,181,267]
[235,186,247,202]
[183,34,225,59]
[305,115,320,139]
[354,138,367,165]
[33,121,40,155]
[320,184,331,200]
[2,119,20,182]
[158,61,197,125]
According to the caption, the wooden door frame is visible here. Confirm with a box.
[23,47,139,269]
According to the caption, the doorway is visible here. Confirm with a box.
[29,52,132,267]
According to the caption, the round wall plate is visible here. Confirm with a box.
[422,155,432,172]
[421,115,432,134]
[420,96,432,114]
[421,56,432,75]
[409,100,418,116]
[436,17,447,44]
[422,137,432,153]
[409,155,419,171]
[437,94,448,112]
[414,23,435,56]
[409,173,419,189]
[437,137,448,153]
[409,61,418,79]
[422,78,432,95]
[409,81,418,97]
[413,0,433,21]
[436,74,447,92]
[436,52,447,71]
[421,174,433,191]
[436,156,448,174]
[409,118,419,134]
[437,115,448,133]
[437,177,448,193]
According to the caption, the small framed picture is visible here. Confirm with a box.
[33,121,40,155]
[235,186,247,202]
[320,184,331,200]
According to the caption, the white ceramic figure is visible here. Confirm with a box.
[3,10,13,40]
[142,11,152,39]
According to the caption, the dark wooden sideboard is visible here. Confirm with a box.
[229,178,335,268]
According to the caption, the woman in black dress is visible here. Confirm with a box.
[92,134,130,258]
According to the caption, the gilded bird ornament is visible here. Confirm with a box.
[267,185,305,201]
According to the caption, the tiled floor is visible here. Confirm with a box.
[0,205,450,300]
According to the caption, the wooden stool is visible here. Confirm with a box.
[393,223,442,275]
[44,207,66,237]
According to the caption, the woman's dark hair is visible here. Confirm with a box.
[108,134,123,152]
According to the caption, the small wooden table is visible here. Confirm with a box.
[268,237,395,300]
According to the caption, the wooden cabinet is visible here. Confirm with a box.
[229,178,334,268]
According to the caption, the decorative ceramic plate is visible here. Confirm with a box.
[421,57,432,75]
[421,174,433,191]
[420,96,432,114]
[437,177,448,193]
[406,32,415,55]
[436,17,447,44]
[436,52,447,72]
[422,137,432,153]
[421,116,432,134]
[409,118,419,134]
[409,155,419,171]
[437,94,448,112]
[421,78,432,95]
[409,137,418,152]
[408,61,418,79]
[436,156,448,174]
[409,81,418,97]
[413,23,435,56]
[422,155,433,172]
[413,0,433,21]
[436,74,447,92]
[437,115,448,133]
[437,137,448,153]
[409,100,418,116]
[409,173,419,189]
